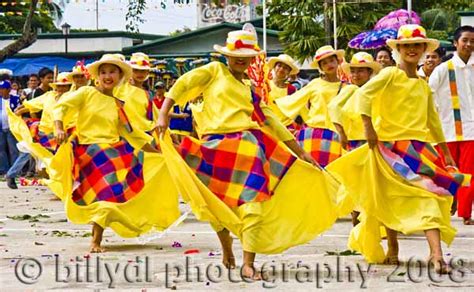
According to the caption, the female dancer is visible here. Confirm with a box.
[157,29,339,279]
[327,25,469,273]
[266,54,299,131]
[53,54,180,252]
[275,46,345,167]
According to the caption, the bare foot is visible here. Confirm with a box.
[383,249,399,265]
[428,256,451,274]
[222,237,235,269]
[49,196,61,201]
[463,218,474,225]
[241,264,262,281]
[90,243,105,253]
[90,223,105,253]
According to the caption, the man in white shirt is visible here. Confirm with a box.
[429,25,474,225]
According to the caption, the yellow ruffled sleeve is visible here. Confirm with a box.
[53,86,86,122]
[23,92,50,113]
[168,62,216,106]
[328,85,358,125]
[275,84,313,120]
[357,67,395,117]
[260,101,294,141]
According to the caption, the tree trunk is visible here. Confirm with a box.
[0,0,39,63]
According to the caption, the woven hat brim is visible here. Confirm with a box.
[386,38,439,53]
[268,58,299,75]
[213,44,262,58]
[87,59,132,82]
[310,50,345,69]
[341,62,382,75]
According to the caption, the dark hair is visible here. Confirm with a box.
[453,25,474,42]
[98,63,122,73]
[375,47,392,58]
[38,67,54,78]
[29,74,39,80]
[429,47,446,58]
[442,53,454,62]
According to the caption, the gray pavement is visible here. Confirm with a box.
[0,182,473,291]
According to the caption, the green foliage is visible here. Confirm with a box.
[126,0,147,33]
[0,1,61,33]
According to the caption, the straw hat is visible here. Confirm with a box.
[268,54,300,75]
[86,54,132,82]
[70,60,90,79]
[341,52,382,75]
[213,30,262,58]
[310,45,345,70]
[386,24,439,53]
[50,72,72,89]
[129,52,152,70]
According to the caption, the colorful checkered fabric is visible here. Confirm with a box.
[24,118,40,137]
[71,140,145,206]
[178,129,296,207]
[380,140,467,196]
[296,127,342,167]
[35,130,59,152]
[348,140,366,151]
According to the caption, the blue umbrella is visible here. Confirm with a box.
[348,31,370,49]
[360,28,397,50]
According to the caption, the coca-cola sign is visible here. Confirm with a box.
[200,4,249,24]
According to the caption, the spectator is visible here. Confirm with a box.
[26,67,53,100]
[22,74,40,97]
[0,80,20,179]
[375,47,395,68]
[418,47,445,80]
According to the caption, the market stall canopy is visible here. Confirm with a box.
[0,56,94,76]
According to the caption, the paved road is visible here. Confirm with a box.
[0,182,473,290]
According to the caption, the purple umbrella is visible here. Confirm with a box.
[374,9,421,31]
[348,31,369,49]
[360,28,397,50]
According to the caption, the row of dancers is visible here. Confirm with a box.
[4,23,474,278]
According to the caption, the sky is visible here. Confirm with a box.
[58,0,198,35]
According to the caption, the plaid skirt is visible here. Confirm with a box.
[296,127,342,167]
[348,140,366,151]
[25,118,70,153]
[178,129,296,207]
[71,140,145,206]
[380,140,468,196]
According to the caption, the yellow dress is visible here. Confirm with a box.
[164,61,339,254]
[275,78,342,130]
[268,80,295,126]
[45,86,181,237]
[7,91,78,180]
[114,82,158,133]
[326,67,457,263]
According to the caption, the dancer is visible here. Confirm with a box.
[52,54,180,252]
[327,25,469,273]
[13,72,74,154]
[114,52,158,135]
[327,52,381,224]
[267,54,300,131]
[70,61,91,90]
[157,29,338,279]
[275,45,345,167]
[429,25,474,225]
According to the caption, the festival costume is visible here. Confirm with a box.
[162,58,338,254]
[327,64,469,263]
[268,80,297,127]
[429,52,474,220]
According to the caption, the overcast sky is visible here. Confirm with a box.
[59,0,198,35]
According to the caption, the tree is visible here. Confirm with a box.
[0,1,61,34]
[0,0,39,63]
